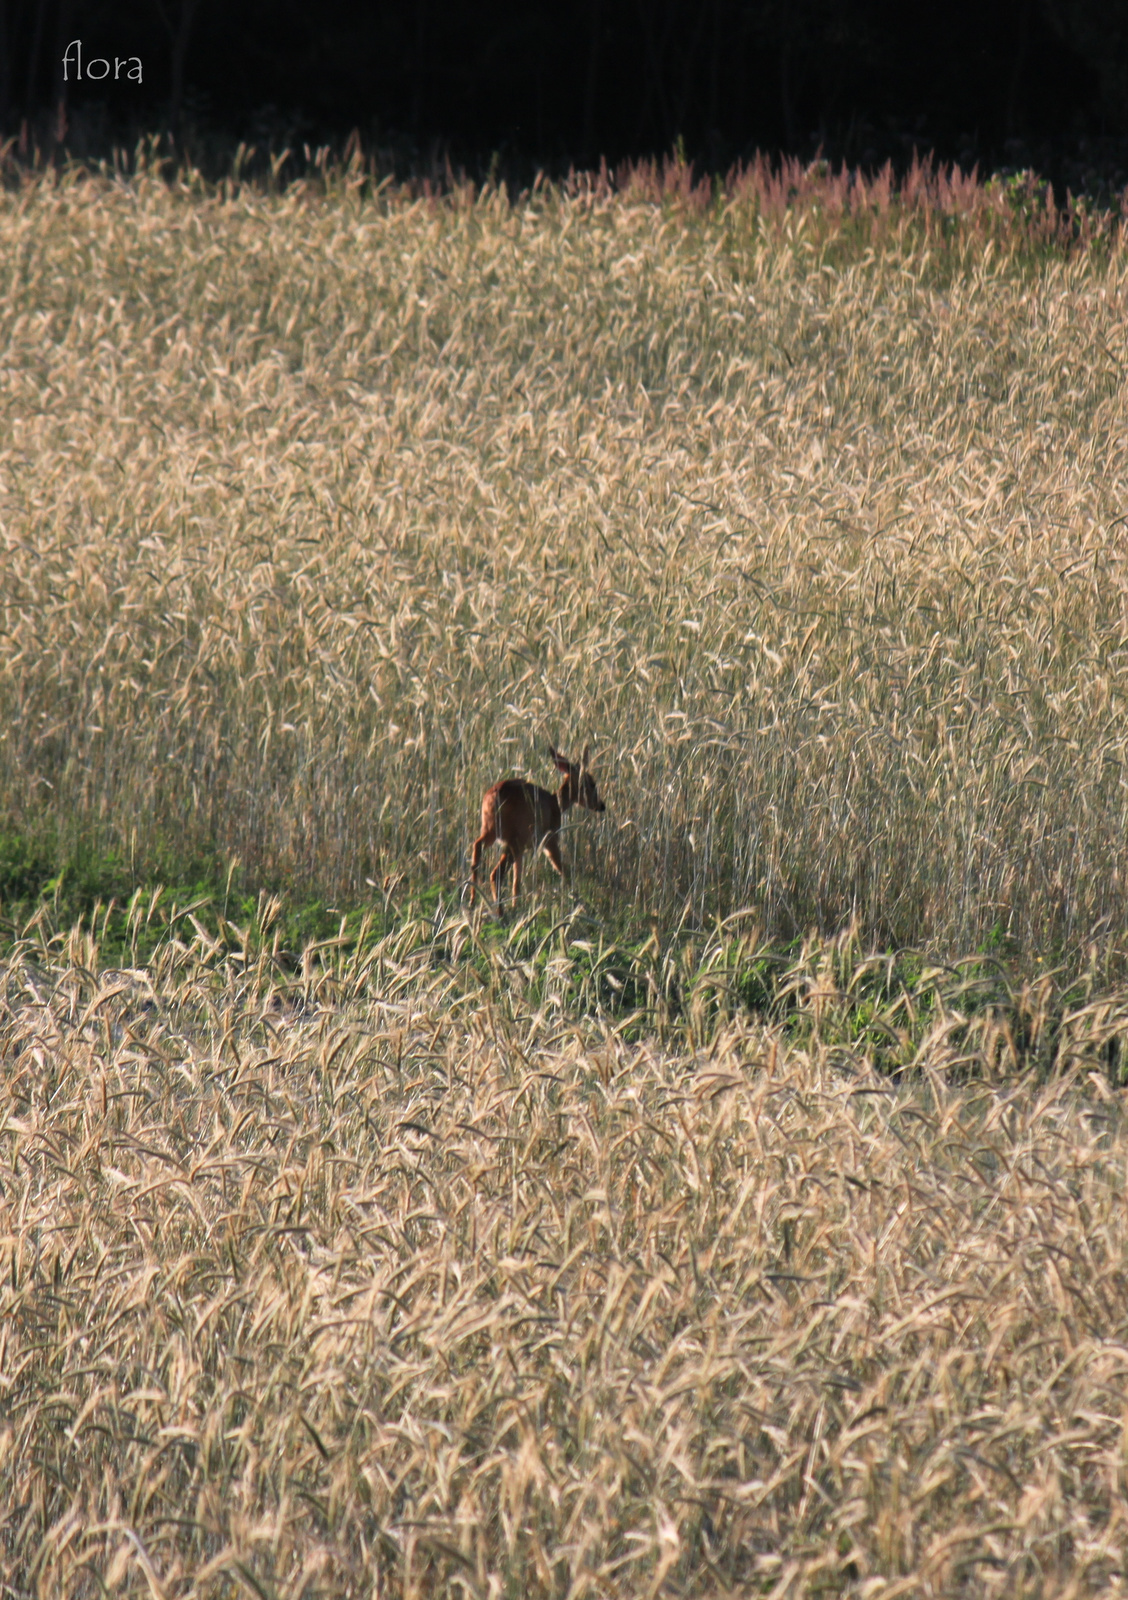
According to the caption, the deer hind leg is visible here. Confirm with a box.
[469,824,495,907]
[490,847,512,910]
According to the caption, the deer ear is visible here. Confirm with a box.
[550,746,570,772]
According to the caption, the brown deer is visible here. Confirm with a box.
[469,746,606,909]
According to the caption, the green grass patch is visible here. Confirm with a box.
[2,819,1119,1083]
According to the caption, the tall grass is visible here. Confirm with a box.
[1,156,1127,968]
[3,923,1128,1596]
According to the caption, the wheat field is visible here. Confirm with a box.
[3,920,1128,1597]
[1,158,1127,959]
[3,155,1128,1594]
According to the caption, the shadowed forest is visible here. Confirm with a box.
[2,0,1127,187]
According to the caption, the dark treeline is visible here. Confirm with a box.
[2,0,1127,185]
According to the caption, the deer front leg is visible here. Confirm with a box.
[542,833,566,885]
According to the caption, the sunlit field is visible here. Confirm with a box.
[3,153,1128,1594]
[4,924,1128,1598]
[2,156,1127,961]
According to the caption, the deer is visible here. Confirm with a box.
[469,745,606,910]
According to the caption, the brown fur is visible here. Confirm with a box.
[469,745,605,909]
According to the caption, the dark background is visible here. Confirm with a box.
[3,0,1127,187]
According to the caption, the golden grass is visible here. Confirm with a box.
[5,160,1128,1594]
[1,162,1126,961]
[1,923,1128,1597]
